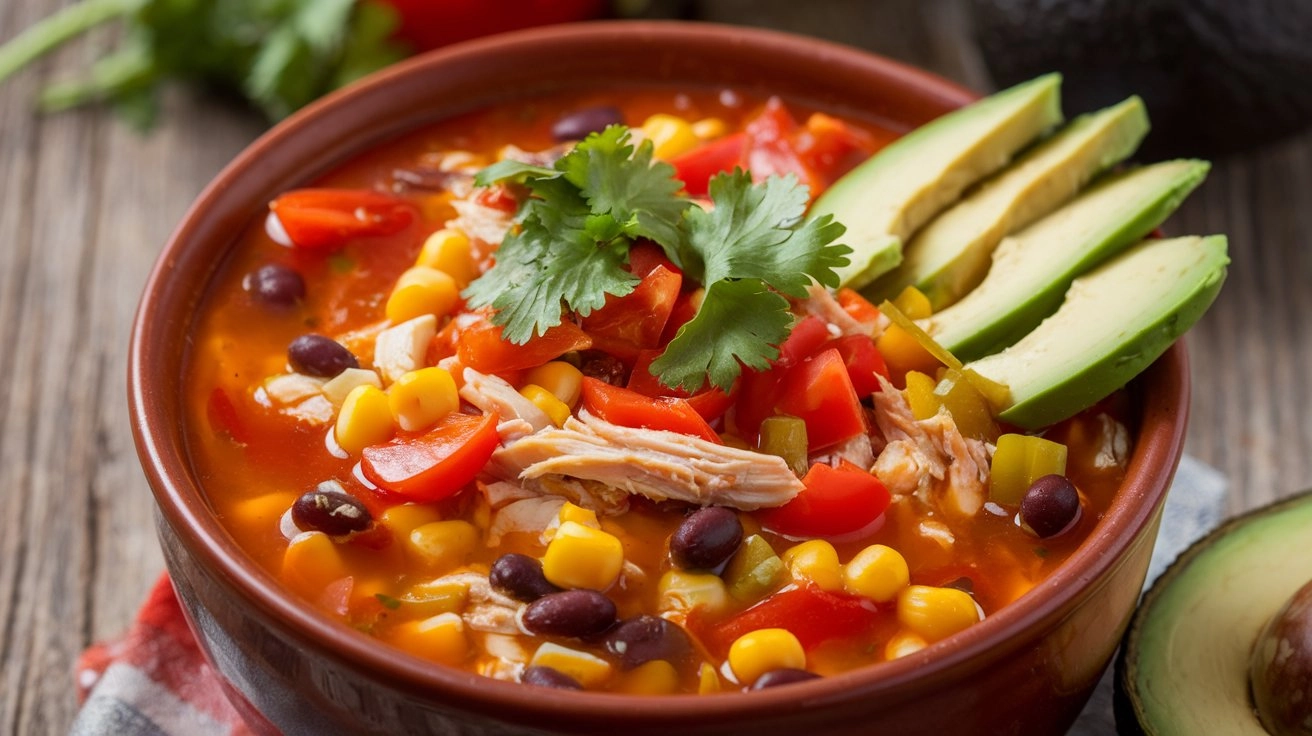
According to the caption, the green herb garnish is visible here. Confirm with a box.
[463,125,851,392]
[374,593,402,610]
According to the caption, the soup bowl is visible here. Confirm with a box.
[128,20,1189,736]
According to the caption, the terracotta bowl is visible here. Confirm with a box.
[129,21,1189,736]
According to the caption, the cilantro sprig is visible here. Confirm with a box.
[463,125,851,393]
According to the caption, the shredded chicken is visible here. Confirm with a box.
[870,375,994,517]
[486,496,565,546]
[811,432,875,470]
[450,197,513,247]
[490,411,803,510]
[460,368,553,433]
[373,315,436,384]
[256,373,334,425]
[421,571,521,635]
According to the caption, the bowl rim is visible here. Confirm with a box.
[129,19,1189,727]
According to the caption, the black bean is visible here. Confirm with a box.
[602,615,693,670]
[291,484,372,537]
[577,351,626,386]
[242,263,305,307]
[521,665,583,690]
[750,668,821,690]
[490,553,561,602]
[670,507,743,571]
[551,105,623,142]
[288,334,358,377]
[1020,474,1082,539]
[521,590,617,638]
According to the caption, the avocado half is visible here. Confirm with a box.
[1115,490,1312,735]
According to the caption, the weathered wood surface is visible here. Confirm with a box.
[1,0,1307,732]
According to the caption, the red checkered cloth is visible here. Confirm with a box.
[71,576,253,736]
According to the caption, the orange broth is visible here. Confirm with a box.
[184,88,1129,693]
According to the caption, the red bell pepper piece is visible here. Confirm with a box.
[822,334,890,397]
[700,584,881,655]
[671,132,748,197]
[775,348,868,450]
[581,244,683,360]
[455,314,592,375]
[361,411,501,502]
[581,377,721,444]
[269,189,417,250]
[757,460,891,540]
[626,350,737,422]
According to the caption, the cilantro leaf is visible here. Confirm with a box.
[558,126,692,250]
[650,280,794,392]
[474,160,555,187]
[463,175,638,342]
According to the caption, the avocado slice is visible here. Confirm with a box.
[966,235,1228,430]
[870,96,1150,308]
[925,159,1209,360]
[813,73,1063,290]
[1115,490,1312,736]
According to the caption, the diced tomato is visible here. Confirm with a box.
[581,245,683,360]
[757,460,891,540]
[472,183,521,213]
[671,132,747,197]
[269,189,417,250]
[360,411,500,502]
[659,289,701,346]
[456,314,592,374]
[836,287,881,325]
[775,348,868,450]
[626,350,736,422]
[698,584,881,655]
[822,334,890,397]
[581,377,721,444]
[733,366,786,444]
[778,316,831,367]
[743,98,822,194]
[792,112,885,187]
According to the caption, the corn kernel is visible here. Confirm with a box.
[393,612,468,665]
[414,228,475,286]
[844,544,910,603]
[897,585,981,643]
[691,117,728,140]
[616,659,680,695]
[386,266,459,324]
[231,491,298,530]
[657,570,729,617]
[727,628,805,685]
[281,531,350,598]
[406,520,479,572]
[398,578,470,618]
[781,539,844,592]
[519,384,571,427]
[322,368,383,409]
[542,521,623,590]
[387,367,458,432]
[697,662,721,694]
[885,629,929,660]
[529,642,612,688]
[557,501,599,528]
[523,361,583,408]
[641,114,700,159]
[379,503,443,536]
[335,384,394,454]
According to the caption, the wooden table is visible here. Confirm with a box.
[2,0,1308,731]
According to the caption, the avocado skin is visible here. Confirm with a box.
[970,0,1312,157]
[1114,490,1312,735]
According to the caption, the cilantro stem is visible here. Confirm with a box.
[39,44,153,111]
[0,0,137,84]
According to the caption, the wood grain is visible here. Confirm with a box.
[0,0,1307,732]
